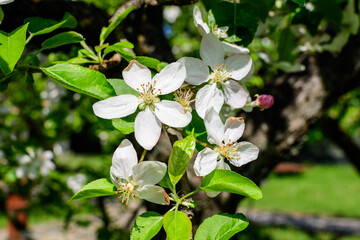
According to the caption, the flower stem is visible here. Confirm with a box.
[139,149,147,163]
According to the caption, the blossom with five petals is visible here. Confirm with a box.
[93,60,192,150]
[110,139,169,205]
[193,107,259,176]
[179,33,253,118]
[193,6,249,54]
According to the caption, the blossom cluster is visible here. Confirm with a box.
[92,6,273,204]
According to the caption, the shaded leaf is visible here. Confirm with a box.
[40,31,84,51]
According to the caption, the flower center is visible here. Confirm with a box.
[137,81,161,109]
[115,182,137,206]
[209,64,232,84]
[173,89,196,113]
[211,25,228,39]
[216,139,241,161]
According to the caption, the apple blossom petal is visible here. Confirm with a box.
[193,6,210,36]
[93,94,140,119]
[0,0,14,4]
[216,158,231,171]
[195,84,224,119]
[224,116,245,143]
[132,161,167,185]
[110,139,138,184]
[154,100,192,128]
[200,33,225,69]
[224,53,252,80]
[229,141,259,167]
[222,80,248,109]
[204,107,224,146]
[222,41,250,55]
[193,148,219,176]
[134,108,162,150]
[178,57,210,85]
[122,60,152,91]
[135,185,170,205]
[152,62,186,95]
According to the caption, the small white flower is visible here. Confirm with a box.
[110,139,169,205]
[193,108,259,177]
[193,6,249,54]
[0,0,14,5]
[93,60,192,150]
[179,33,253,118]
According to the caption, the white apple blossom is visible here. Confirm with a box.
[179,33,253,118]
[193,107,259,177]
[16,148,55,180]
[193,6,249,54]
[93,60,192,150]
[0,0,14,5]
[110,139,169,205]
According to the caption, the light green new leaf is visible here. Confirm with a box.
[0,23,28,75]
[0,8,4,24]
[194,213,249,240]
[24,12,77,36]
[70,178,116,201]
[135,56,161,71]
[201,169,262,200]
[168,134,196,186]
[103,41,134,58]
[111,113,136,135]
[40,31,84,51]
[163,211,192,240]
[100,7,135,44]
[106,78,138,96]
[41,63,116,100]
[130,212,163,240]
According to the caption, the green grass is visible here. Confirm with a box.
[242,164,360,218]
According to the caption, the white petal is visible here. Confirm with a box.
[0,0,14,5]
[195,84,224,119]
[122,60,152,91]
[93,94,140,119]
[224,53,252,80]
[204,107,224,146]
[110,139,138,184]
[193,6,210,36]
[134,108,162,150]
[224,116,245,143]
[222,41,250,54]
[229,141,259,167]
[222,80,248,109]
[132,161,167,185]
[152,62,185,95]
[135,185,170,205]
[178,57,209,85]
[200,33,225,69]
[193,148,219,176]
[154,100,192,128]
[216,158,231,171]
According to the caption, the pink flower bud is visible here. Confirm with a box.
[257,94,274,109]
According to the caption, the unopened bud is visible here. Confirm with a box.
[257,94,274,109]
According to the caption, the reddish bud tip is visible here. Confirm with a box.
[257,94,274,109]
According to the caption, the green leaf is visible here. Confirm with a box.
[0,23,28,75]
[130,212,163,240]
[40,31,84,51]
[95,43,109,53]
[212,2,259,46]
[291,0,305,7]
[0,7,4,24]
[242,0,275,22]
[25,12,77,36]
[157,62,168,71]
[183,110,208,152]
[104,45,135,61]
[106,78,138,96]
[273,61,305,73]
[111,112,137,135]
[277,27,298,63]
[100,7,135,44]
[168,133,196,186]
[158,171,173,191]
[41,63,116,100]
[194,213,249,240]
[135,56,161,71]
[200,169,262,200]
[163,211,192,240]
[70,178,116,201]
